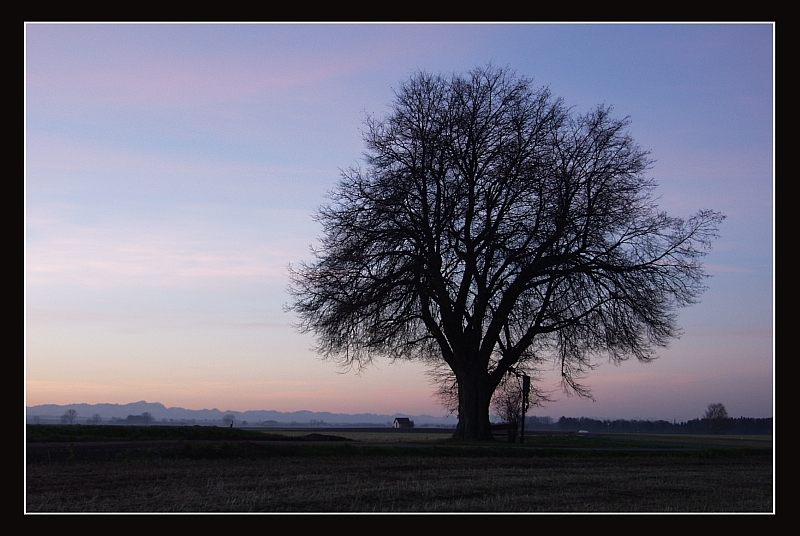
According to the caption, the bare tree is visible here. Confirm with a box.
[222,413,236,427]
[88,413,102,424]
[704,402,728,420]
[428,361,459,416]
[289,65,723,440]
[703,403,728,434]
[491,376,524,427]
[491,373,550,425]
[60,409,77,425]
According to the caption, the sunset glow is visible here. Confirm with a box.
[25,23,773,421]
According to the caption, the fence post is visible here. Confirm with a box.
[520,374,530,444]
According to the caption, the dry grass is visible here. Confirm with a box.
[270,429,450,443]
[26,435,772,513]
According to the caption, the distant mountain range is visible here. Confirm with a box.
[25,400,458,427]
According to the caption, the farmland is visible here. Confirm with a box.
[25,425,772,513]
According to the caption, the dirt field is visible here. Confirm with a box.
[25,426,773,513]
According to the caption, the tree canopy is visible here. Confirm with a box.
[289,65,723,440]
[704,403,729,421]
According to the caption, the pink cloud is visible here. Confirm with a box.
[26,24,484,116]
[27,38,372,111]
[26,134,328,188]
[26,212,307,289]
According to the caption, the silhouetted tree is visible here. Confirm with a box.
[88,413,102,424]
[222,413,235,427]
[704,402,728,420]
[492,380,520,425]
[703,402,728,434]
[491,376,524,433]
[60,409,77,425]
[289,65,723,440]
[492,373,550,431]
[428,362,459,416]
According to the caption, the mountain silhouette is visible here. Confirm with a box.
[25,400,457,426]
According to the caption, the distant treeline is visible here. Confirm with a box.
[527,416,772,435]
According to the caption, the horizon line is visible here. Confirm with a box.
[24,400,774,421]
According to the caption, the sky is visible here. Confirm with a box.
[25,23,773,421]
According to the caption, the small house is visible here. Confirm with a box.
[393,417,414,429]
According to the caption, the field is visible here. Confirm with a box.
[25,425,773,513]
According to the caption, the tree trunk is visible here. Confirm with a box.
[453,370,494,441]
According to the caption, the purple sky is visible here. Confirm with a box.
[25,23,773,421]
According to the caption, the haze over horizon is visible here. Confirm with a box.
[24,398,771,422]
[25,23,773,423]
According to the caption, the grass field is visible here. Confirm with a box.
[25,425,773,513]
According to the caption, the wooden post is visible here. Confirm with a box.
[520,374,530,444]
